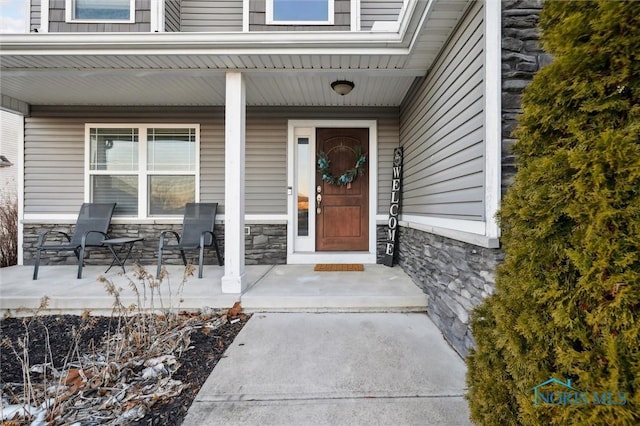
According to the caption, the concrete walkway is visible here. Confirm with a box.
[182,313,471,426]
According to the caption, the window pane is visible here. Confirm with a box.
[90,128,138,171]
[149,176,195,215]
[147,128,196,172]
[75,0,130,19]
[92,175,138,216]
[274,0,328,21]
[297,137,309,236]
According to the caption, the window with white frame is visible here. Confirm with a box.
[66,0,135,22]
[87,125,199,217]
[266,0,334,25]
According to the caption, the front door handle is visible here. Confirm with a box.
[316,194,322,214]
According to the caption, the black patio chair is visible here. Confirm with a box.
[33,203,116,280]
[156,203,223,279]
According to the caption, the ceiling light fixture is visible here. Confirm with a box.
[331,80,355,96]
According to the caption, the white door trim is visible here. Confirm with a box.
[287,120,378,264]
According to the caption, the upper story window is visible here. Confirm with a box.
[66,0,135,23]
[266,0,334,25]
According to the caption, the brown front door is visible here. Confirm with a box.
[316,128,369,251]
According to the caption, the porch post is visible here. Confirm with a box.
[221,71,247,293]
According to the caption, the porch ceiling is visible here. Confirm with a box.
[0,70,418,107]
[0,0,471,109]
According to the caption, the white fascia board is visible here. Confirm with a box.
[0,31,403,51]
[0,0,426,56]
[0,44,411,59]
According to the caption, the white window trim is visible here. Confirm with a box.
[65,0,136,24]
[242,0,250,32]
[40,0,49,32]
[150,0,164,32]
[84,123,200,220]
[350,0,360,31]
[266,0,335,26]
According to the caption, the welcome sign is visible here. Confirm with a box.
[383,147,403,267]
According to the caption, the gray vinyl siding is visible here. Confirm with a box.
[399,1,485,221]
[24,117,85,213]
[24,106,398,216]
[250,0,350,31]
[361,0,403,31]
[375,113,401,215]
[165,0,181,32]
[246,110,287,214]
[24,107,225,214]
[30,0,41,32]
[47,0,151,32]
[180,0,243,32]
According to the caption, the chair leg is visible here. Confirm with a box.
[76,246,84,279]
[33,248,42,280]
[77,245,86,279]
[213,237,223,266]
[180,249,187,266]
[157,246,164,278]
[198,244,205,278]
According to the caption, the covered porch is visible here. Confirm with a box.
[0,0,483,297]
[0,264,428,316]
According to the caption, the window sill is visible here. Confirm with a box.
[66,19,135,24]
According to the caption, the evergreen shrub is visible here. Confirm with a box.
[466,1,639,424]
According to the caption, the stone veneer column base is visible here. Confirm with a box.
[396,226,503,357]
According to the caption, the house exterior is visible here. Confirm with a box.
[0,0,546,356]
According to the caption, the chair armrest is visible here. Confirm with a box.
[37,230,71,247]
[200,230,214,247]
[159,230,181,249]
[80,231,110,248]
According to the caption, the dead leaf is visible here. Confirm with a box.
[228,302,242,317]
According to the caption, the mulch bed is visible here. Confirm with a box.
[0,309,249,425]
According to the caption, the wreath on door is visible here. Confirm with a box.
[317,145,367,187]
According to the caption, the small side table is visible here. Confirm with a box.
[102,237,144,273]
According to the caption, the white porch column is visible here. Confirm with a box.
[221,71,247,293]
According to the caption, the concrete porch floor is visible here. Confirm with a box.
[0,264,428,316]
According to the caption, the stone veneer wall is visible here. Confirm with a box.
[501,0,549,194]
[244,224,287,265]
[397,227,503,357]
[23,223,287,266]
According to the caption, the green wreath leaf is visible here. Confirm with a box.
[317,146,367,186]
